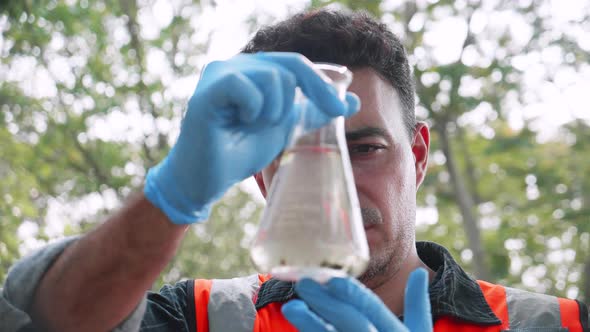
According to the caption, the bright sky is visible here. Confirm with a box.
[6,0,590,282]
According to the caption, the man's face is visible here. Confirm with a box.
[255,67,430,285]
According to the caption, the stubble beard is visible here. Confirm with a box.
[356,208,414,286]
[357,239,402,284]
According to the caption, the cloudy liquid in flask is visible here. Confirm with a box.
[250,143,369,282]
[250,63,369,282]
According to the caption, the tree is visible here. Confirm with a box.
[1,0,588,304]
[315,0,589,301]
[0,0,263,286]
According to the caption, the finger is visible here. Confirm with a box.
[299,100,331,131]
[202,71,264,124]
[403,268,432,332]
[295,278,381,332]
[247,65,295,125]
[282,300,336,332]
[255,52,347,117]
[344,92,361,118]
[279,68,297,124]
[274,102,300,148]
[325,277,407,331]
[298,93,357,130]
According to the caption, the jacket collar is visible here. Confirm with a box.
[255,241,500,325]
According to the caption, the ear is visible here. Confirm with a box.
[254,172,268,198]
[411,122,430,189]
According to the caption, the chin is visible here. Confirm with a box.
[358,230,413,286]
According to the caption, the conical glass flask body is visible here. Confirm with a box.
[250,64,369,282]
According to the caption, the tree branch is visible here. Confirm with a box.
[436,124,491,281]
[120,0,158,165]
[69,130,110,185]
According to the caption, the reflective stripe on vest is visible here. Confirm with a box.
[505,286,562,328]
[505,285,584,331]
[194,275,585,332]
[194,274,261,332]
[434,280,584,331]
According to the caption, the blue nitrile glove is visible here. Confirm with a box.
[144,52,360,224]
[282,268,432,332]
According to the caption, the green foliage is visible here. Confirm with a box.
[311,0,382,16]
[155,187,262,289]
[1,0,588,305]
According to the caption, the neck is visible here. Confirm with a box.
[363,244,435,317]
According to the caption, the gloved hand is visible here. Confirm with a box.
[144,52,360,224]
[282,268,432,332]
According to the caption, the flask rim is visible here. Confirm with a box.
[312,62,353,86]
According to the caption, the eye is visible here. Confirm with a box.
[349,144,384,155]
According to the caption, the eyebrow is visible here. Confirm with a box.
[345,127,391,142]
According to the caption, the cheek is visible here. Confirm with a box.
[387,153,417,208]
[353,151,416,218]
[387,156,418,234]
[382,170,413,224]
[352,161,398,220]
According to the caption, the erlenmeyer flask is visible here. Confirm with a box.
[250,63,369,282]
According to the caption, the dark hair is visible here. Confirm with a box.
[242,8,416,138]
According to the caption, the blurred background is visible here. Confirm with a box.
[0,0,589,303]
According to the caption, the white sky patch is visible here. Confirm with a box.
[25,67,57,99]
[196,0,308,63]
[6,56,37,81]
[48,55,76,89]
[85,104,159,143]
[416,206,439,226]
[202,1,256,62]
[112,22,131,48]
[138,6,163,40]
[8,0,590,252]
[507,12,533,49]
[379,0,407,12]
[44,189,122,239]
[549,0,587,23]
[146,47,175,85]
[168,75,198,100]
[49,32,65,52]
[239,177,266,205]
[153,0,175,29]
[423,16,468,65]
[468,9,488,35]
[466,102,495,125]
[17,220,40,252]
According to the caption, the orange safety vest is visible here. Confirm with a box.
[194,274,586,332]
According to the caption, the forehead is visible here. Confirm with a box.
[346,67,408,142]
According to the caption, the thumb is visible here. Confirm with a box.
[344,92,361,118]
[403,268,433,331]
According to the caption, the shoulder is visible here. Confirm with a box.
[148,279,194,308]
[142,280,195,332]
[477,280,589,331]
[193,274,265,332]
[193,274,263,299]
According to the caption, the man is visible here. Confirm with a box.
[2,8,588,332]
